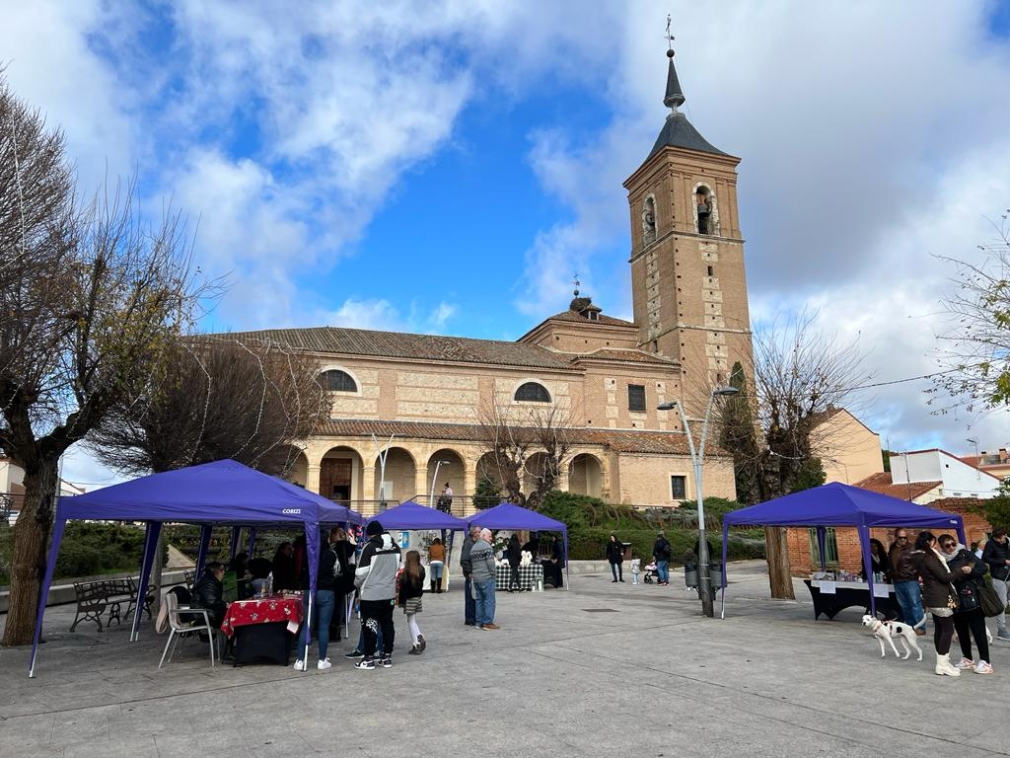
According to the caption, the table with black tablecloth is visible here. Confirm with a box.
[540,560,564,589]
[803,579,900,621]
[495,563,544,591]
[220,596,303,665]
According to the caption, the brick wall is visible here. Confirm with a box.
[786,498,995,576]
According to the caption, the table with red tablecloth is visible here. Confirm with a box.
[220,596,303,665]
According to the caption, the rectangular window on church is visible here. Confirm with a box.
[670,475,687,500]
[628,384,646,412]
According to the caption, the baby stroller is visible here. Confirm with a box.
[642,561,659,584]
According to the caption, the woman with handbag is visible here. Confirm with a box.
[939,534,993,674]
[910,531,974,677]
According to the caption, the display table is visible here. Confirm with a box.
[803,579,900,621]
[495,563,544,592]
[220,596,303,666]
[541,560,564,589]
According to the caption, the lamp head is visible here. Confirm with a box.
[657,401,678,411]
[712,386,740,397]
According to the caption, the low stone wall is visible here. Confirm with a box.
[0,570,189,614]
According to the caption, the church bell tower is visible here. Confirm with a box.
[624,45,753,417]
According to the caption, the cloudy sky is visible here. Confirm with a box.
[4,1,1010,488]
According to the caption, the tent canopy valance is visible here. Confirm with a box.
[370,500,469,531]
[30,459,361,677]
[719,482,965,618]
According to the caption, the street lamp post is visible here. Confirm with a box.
[658,386,739,618]
[429,460,451,509]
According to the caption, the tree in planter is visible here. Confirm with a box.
[0,77,216,646]
[717,315,867,599]
[475,385,577,510]
[90,335,327,477]
[472,477,501,510]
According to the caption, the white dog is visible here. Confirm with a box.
[520,550,532,567]
[862,615,923,661]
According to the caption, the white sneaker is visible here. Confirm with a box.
[317,658,332,670]
[293,659,306,671]
[955,657,975,669]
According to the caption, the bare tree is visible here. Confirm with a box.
[0,79,216,645]
[476,385,577,510]
[931,210,1010,411]
[91,335,328,477]
[718,313,870,598]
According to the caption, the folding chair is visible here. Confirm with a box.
[158,592,219,669]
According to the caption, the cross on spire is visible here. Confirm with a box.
[665,14,675,50]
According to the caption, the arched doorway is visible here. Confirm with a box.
[372,447,416,510]
[319,446,364,505]
[425,449,465,512]
[569,453,603,498]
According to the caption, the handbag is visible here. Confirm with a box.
[979,579,1004,618]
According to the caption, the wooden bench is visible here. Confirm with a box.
[70,578,155,632]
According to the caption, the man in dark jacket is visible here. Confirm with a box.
[982,527,1010,641]
[353,520,401,669]
[460,525,480,626]
[888,527,925,634]
[190,562,227,628]
[652,531,672,585]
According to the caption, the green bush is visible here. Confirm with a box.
[537,490,765,564]
[55,542,105,577]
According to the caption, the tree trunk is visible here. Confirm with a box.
[2,458,59,646]
[765,526,795,600]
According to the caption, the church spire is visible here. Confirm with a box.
[663,15,685,111]
[663,48,685,112]
[646,24,726,159]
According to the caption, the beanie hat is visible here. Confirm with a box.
[366,520,383,537]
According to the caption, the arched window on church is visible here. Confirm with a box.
[514,382,551,403]
[695,185,715,236]
[642,195,657,244]
[320,369,358,393]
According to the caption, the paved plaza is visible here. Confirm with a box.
[2,561,1009,758]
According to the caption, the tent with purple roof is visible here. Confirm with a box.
[29,459,361,677]
[719,482,965,618]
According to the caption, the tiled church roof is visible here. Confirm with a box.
[315,419,713,457]
[225,326,573,370]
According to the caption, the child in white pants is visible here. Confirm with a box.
[630,558,641,585]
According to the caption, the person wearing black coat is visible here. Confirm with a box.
[910,531,973,677]
[507,534,522,592]
[606,533,624,583]
[328,528,357,641]
[981,527,1010,641]
[190,562,228,628]
[940,534,993,674]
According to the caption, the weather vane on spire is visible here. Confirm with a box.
[573,274,580,297]
[665,14,674,50]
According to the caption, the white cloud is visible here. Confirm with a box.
[5,0,1010,460]
[316,297,460,334]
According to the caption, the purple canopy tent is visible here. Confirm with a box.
[719,482,965,619]
[467,503,570,589]
[29,459,361,677]
[371,500,469,532]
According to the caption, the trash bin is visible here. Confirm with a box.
[621,542,633,562]
[684,565,699,589]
